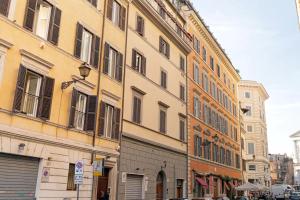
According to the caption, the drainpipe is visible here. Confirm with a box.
[116,0,130,198]
[91,0,108,199]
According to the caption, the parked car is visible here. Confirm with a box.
[290,192,300,200]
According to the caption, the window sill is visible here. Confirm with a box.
[97,135,119,142]
[102,73,122,85]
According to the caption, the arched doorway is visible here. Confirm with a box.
[156,171,166,200]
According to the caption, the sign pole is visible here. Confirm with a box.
[77,184,80,200]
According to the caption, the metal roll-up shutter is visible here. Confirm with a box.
[126,174,143,200]
[0,153,40,200]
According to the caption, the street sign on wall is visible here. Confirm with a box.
[74,160,84,185]
[92,158,104,177]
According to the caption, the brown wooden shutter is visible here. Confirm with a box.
[106,0,113,20]
[159,37,163,53]
[166,42,170,59]
[23,0,38,31]
[159,109,166,133]
[180,57,184,71]
[141,56,146,76]
[68,89,78,128]
[131,49,136,70]
[98,101,106,136]
[84,95,97,132]
[48,7,61,45]
[13,65,27,112]
[74,23,83,58]
[103,43,110,74]
[0,0,10,16]
[119,6,126,31]
[112,108,120,140]
[133,96,141,123]
[116,52,123,82]
[194,135,198,156]
[90,35,100,68]
[39,76,54,120]
[136,16,144,36]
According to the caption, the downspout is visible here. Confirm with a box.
[185,53,189,199]
[116,0,130,198]
[91,1,108,199]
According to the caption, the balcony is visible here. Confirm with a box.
[135,0,192,52]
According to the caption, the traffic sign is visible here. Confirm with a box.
[74,174,83,185]
[75,160,84,175]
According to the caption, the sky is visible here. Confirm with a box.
[191,0,300,157]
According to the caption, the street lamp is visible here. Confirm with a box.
[212,134,219,143]
[61,62,91,90]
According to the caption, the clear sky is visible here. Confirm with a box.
[191,0,300,156]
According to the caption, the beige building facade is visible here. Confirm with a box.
[117,0,191,199]
[296,0,300,26]
[238,80,270,186]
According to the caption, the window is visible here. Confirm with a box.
[159,36,170,58]
[193,62,200,84]
[211,82,216,99]
[159,6,166,19]
[67,164,76,190]
[246,106,252,116]
[226,150,231,166]
[132,93,142,124]
[249,164,256,171]
[223,73,226,84]
[193,95,201,118]
[234,127,238,141]
[103,43,123,82]
[132,49,146,75]
[202,47,206,62]
[203,104,211,125]
[24,0,61,45]
[203,74,209,93]
[179,84,185,101]
[159,106,167,133]
[74,92,87,130]
[176,179,184,198]
[247,125,253,132]
[213,144,219,162]
[160,70,167,89]
[87,0,97,7]
[217,64,221,77]
[204,139,211,160]
[99,102,120,139]
[104,104,114,138]
[194,134,202,157]
[0,53,5,85]
[220,147,225,164]
[209,56,214,71]
[74,24,100,67]
[13,65,54,120]
[180,56,185,72]
[136,15,145,36]
[248,143,255,154]
[245,92,251,98]
[179,117,185,141]
[107,0,126,30]
[0,0,11,17]
[69,89,97,131]
[193,36,200,54]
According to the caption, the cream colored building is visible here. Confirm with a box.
[296,0,300,26]
[238,80,270,186]
[0,0,125,199]
[118,0,191,199]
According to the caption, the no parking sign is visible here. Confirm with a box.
[74,160,84,185]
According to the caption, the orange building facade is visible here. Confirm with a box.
[185,4,242,199]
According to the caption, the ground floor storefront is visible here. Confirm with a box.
[118,135,187,200]
[189,159,242,199]
[0,130,118,200]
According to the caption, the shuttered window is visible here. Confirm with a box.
[98,101,120,140]
[202,46,206,62]
[194,134,202,157]
[132,94,142,124]
[193,95,200,118]
[74,23,100,68]
[159,36,170,59]
[103,42,123,82]
[213,144,219,162]
[217,64,221,77]
[204,139,211,160]
[193,62,199,84]
[0,0,11,17]
[179,84,185,101]
[236,154,240,169]
[180,56,185,72]
[68,89,97,132]
[159,106,167,134]
[160,70,167,89]
[107,0,126,31]
[132,49,146,76]
[13,65,54,120]
[220,147,225,164]
[136,15,144,36]
[67,164,76,190]
[193,36,200,54]
[179,117,185,141]
[23,0,61,45]
[248,143,255,154]
[210,56,214,71]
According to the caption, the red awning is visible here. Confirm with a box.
[196,177,208,188]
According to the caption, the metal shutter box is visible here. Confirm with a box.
[126,174,143,200]
[0,153,40,200]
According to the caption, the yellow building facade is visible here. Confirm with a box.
[0,0,127,199]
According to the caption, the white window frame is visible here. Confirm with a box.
[112,0,120,25]
[74,93,87,130]
[104,104,114,138]
[22,71,43,117]
[135,51,143,73]
[108,47,118,78]
[35,1,52,40]
[8,0,17,20]
[81,29,93,64]
[0,50,6,86]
